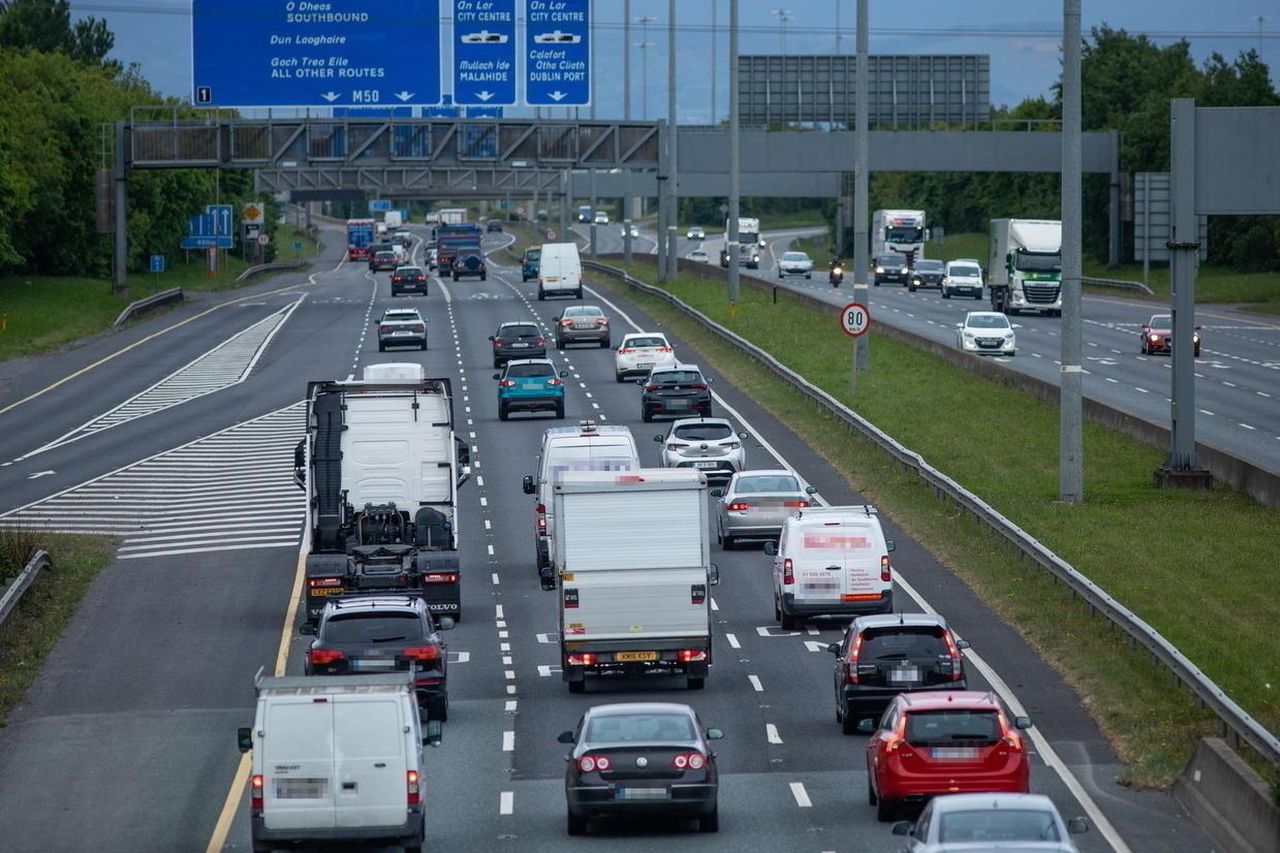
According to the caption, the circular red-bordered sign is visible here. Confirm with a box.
[840,302,871,337]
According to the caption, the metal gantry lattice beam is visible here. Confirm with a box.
[254,166,569,199]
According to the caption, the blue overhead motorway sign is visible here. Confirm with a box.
[453,0,516,106]
[524,0,590,106]
[191,0,442,108]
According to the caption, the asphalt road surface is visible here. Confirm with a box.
[0,225,1212,852]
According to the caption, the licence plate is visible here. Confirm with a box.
[931,747,978,760]
[351,659,396,671]
[393,330,411,336]
[666,400,690,409]
[694,461,718,469]
[618,787,669,800]
[614,651,659,662]
[512,342,530,348]
[889,666,921,683]
[275,778,328,799]
[310,587,343,597]
[573,323,593,329]
[636,362,653,369]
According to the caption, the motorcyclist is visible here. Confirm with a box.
[829,252,845,286]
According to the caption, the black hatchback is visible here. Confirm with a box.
[873,252,910,286]
[827,612,969,733]
[490,321,547,367]
[639,365,713,422]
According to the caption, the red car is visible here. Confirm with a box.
[1140,313,1201,357]
[862,691,1033,822]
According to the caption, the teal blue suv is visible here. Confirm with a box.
[495,359,569,421]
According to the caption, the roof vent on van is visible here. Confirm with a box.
[578,419,598,434]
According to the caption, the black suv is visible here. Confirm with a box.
[391,265,428,296]
[305,596,454,721]
[486,220,503,233]
[827,613,969,733]
[639,364,713,422]
[872,252,910,286]
[908,259,945,292]
[490,321,547,367]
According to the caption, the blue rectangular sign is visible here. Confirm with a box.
[149,254,166,273]
[454,0,516,106]
[206,204,233,237]
[181,235,234,250]
[192,0,442,108]
[525,0,590,106]
[369,199,393,213]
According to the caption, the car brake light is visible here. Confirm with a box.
[1000,717,1024,751]
[533,337,546,346]
[728,501,750,511]
[566,652,596,666]
[846,633,864,684]
[561,319,573,327]
[251,774,264,810]
[618,347,632,354]
[944,632,965,681]
[677,649,707,663]
[645,384,659,392]
[404,645,441,662]
[500,379,516,388]
[406,769,421,805]
[595,318,607,325]
[493,338,506,347]
[885,718,908,753]
[880,555,892,583]
[308,577,342,589]
[424,572,458,584]
[411,324,424,333]
[666,443,681,452]
[726,441,741,450]
[672,751,706,770]
[547,378,563,386]
[308,648,345,665]
[578,754,611,772]
[690,383,708,390]
[783,557,794,585]
[783,500,809,508]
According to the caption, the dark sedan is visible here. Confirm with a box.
[391,265,428,296]
[490,321,547,367]
[873,252,910,286]
[908,258,946,292]
[640,365,713,422]
[560,702,724,835]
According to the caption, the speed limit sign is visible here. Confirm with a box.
[840,302,871,337]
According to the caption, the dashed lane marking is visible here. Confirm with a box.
[789,782,812,808]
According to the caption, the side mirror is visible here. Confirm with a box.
[559,369,570,378]
[805,485,818,494]
[436,616,455,631]
[709,563,720,586]
[1194,324,1203,331]
[298,622,318,636]
[237,727,253,753]
[635,379,646,386]
[488,336,495,341]
[653,434,665,443]
[885,539,895,552]
[705,728,725,741]
[1141,324,1150,330]
[706,377,714,384]
[956,638,970,650]
[891,821,914,836]
[709,488,724,497]
[424,719,443,748]
[557,731,576,744]
[492,373,501,380]
[762,541,778,556]
[738,432,748,440]
[955,322,963,328]
[1066,817,1089,835]
[826,642,840,654]
[522,475,535,495]
[1015,715,1033,730]
[856,718,876,734]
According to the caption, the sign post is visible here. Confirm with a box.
[525,0,590,106]
[454,0,516,106]
[840,302,871,395]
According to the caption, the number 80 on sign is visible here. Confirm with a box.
[840,302,871,337]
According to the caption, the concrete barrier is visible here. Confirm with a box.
[113,288,183,326]
[1174,738,1280,853]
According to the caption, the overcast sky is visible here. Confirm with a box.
[74,0,1279,119]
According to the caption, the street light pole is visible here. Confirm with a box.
[727,0,740,304]
[667,0,679,282]
[624,0,631,120]
[1060,0,1084,502]
[852,0,869,369]
[711,0,718,124]
[771,9,792,53]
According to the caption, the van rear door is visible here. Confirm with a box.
[836,521,886,602]
[790,523,847,604]
[333,696,410,829]
[262,699,337,831]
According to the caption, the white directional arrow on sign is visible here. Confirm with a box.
[475,91,494,102]
[395,91,414,102]
[548,90,567,101]
[321,91,340,102]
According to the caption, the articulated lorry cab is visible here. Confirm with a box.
[551,469,717,693]
[987,219,1063,316]
[871,209,927,265]
[295,364,471,624]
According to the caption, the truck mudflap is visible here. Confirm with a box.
[304,553,350,622]
[416,553,462,620]
[561,637,712,682]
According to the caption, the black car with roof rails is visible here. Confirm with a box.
[304,595,454,721]
[828,612,969,733]
[391,265,428,296]
[639,364,713,422]
[908,259,946,292]
[490,321,548,367]
[873,252,910,286]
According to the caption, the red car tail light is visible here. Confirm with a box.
[560,319,574,327]
[672,751,706,770]
[690,383,708,390]
[566,652,596,666]
[404,645,441,662]
[846,633,864,683]
[782,557,794,585]
[667,443,681,452]
[677,649,707,663]
[533,337,546,346]
[726,441,741,450]
[595,318,607,325]
[410,324,425,333]
[547,378,563,386]
[500,379,516,388]
[880,555,892,583]
[308,648,345,665]
[944,632,965,681]
[645,384,659,392]
[578,754,611,772]
[783,500,809,508]
[493,338,506,347]
[618,347,633,354]
[406,770,421,805]
[658,346,673,352]
[999,716,1024,751]
[251,774,264,810]
[728,501,751,511]
[307,576,342,589]
[884,715,908,753]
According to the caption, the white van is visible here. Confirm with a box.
[764,505,895,629]
[237,672,441,852]
[537,242,583,300]
[522,420,640,584]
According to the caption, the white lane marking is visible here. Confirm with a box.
[484,519,492,530]
[496,620,507,628]
[1239,423,1257,430]
[500,791,514,815]
[789,782,812,808]
[1105,377,1119,383]
[1200,409,1216,416]
[487,544,495,556]
[803,641,828,653]
[710,597,719,612]
[1259,391,1272,398]
[480,497,488,507]
[491,572,501,585]
[537,665,556,677]
[748,674,764,692]
[504,670,516,680]
[502,656,513,665]
[495,604,504,618]
[766,723,783,744]
[499,630,509,639]
[1222,381,1236,388]
[1134,387,1149,394]
[505,700,517,712]
[725,632,741,649]
[502,731,515,752]
[806,626,819,635]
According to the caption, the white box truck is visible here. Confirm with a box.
[987,219,1063,316]
[384,210,403,230]
[237,671,440,852]
[871,209,927,265]
[551,469,717,692]
[536,242,584,300]
[719,216,762,269]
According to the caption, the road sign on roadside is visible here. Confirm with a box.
[293,240,304,251]
[257,234,271,247]
[369,199,392,213]
[840,302,870,337]
[454,0,516,106]
[149,254,165,273]
[241,202,264,224]
[525,0,590,106]
[191,0,442,108]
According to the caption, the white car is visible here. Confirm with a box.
[621,224,639,239]
[686,226,706,240]
[688,249,710,263]
[956,311,1016,356]
[654,417,747,481]
[891,792,1089,852]
[593,211,610,225]
[943,259,984,300]
[777,251,814,279]
[614,332,677,382]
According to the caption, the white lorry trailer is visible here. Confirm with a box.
[871,209,927,265]
[295,364,471,624]
[719,216,762,269]
[551,469,717,692]
[987,218,1063,316]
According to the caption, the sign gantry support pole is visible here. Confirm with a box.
[1059,0,1085,503]
[727,0,740,307]
[852,0,869,369]
[113,120,128,294]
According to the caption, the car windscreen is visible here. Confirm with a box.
[939,809,1061,843]
[585,713,696,744]
[507,363,554,378]
[905,710,1000,746]
[626,337,667,348]
[1015,249,1062,272]
[548,446,635,476]
[782,253,808,261]
[397,268,424,276]
[967,315,1010,329]
[563,306,601,317]
[673,423,733,441]
[861,627,946,661]
[734,474,799,494]
[525,249,541,260]
[915,260,944,271]
[1150,315,1171,327]
[949,265,980,278]
[384,313,419,323]
[323,613,425,644]
[500,324,540,338]
[651,371,702,386]
[878,254,906,266]
[375,252,396,260]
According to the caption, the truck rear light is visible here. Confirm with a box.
[578,753,610,772]
[406,770,421,805]
[842,593,881,602]
[500,379,517,388]
[846,633,864,683]
[880,555,892,583]
[307,648,345,665]
[690,584,706,605]
[672,751,706,770]
[782,558,794,585]
[536,516,546,531]
[308,577,342,589]
[563,588,579,608]
[251,774,264,810]
[727,502,751,511]
[566,652,596,666]
[404,645,441,662]
[677,649,707,663]
[424,572,458,584]
[536,503,546,514]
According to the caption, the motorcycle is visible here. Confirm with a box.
[829,264,844,287]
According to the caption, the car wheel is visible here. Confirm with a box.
[698,807,719,833]
[567,680,586,694]
[428,694,448,723]
[641,408,653,423]
[687,676,705,691]
[555,338,563,350]
[453,272,459,281]
[601,338,610,349]
[555,403,565,419]
[498,405,509,422]
[942,289,950,299]
[876,795,897,823]
[974,292,983,300]
[421,340,427,351]
[780,609,800,631]
[576,289,584,299]
[615,372,625,384]
[909,283,917,292]
[538,289,546,301]
[805,273,812,279]
[867,777,878,806]
[481,272,487,281]
[493,359,502,369]
[252,842,274,853]
[773,596,782,622]
[841,702,859,735]
[873,280,880,286]
[566,812,588,836]
[1195,345,1201,358]
[378,342,386,352]
[722,535,735,551]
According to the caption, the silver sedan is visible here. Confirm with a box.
[711,469,817,549]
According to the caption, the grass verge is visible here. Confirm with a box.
[0,533,114,726]
[600,261,1280,789]
[0,226,320,363]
